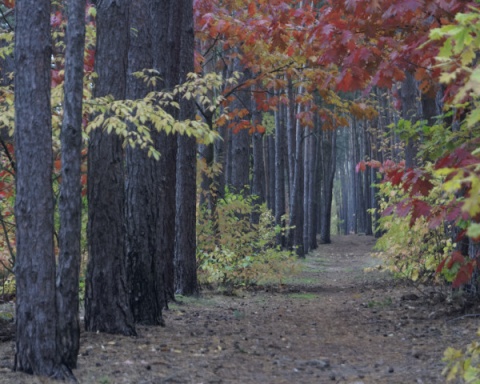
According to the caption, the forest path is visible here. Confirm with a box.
[1,235,479,383]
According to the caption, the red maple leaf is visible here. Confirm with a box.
[452,261,475,288]
[409,199,431,226]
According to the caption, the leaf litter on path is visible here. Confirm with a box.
[0,235,479,383]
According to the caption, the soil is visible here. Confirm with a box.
[1,235,479,383]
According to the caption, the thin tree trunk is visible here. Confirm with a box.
[85,0,136,336]
[289,105,305,257]
[320,129,337,244]
[14,0,72,377]
[303,129,311,254]
[308,124,318,250]
[274,97,286,247]
[230,65,251,194]
[286,81,296,209]
[175,0,198,295]
[251,102,265,224]
[267,135,276,214]
[56,0,86,369]
[400,71,419,168]
[152,0,180,302]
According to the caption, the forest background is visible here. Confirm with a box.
[0,0,480,381]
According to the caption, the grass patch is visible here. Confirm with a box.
[367,297,393,308]
[283,276,319,285]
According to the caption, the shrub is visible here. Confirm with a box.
[443,329,480,383]
[372,176,454,283]
[196,191,298,290]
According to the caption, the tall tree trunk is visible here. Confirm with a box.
[225,126,233,187]
[274,97,286,247]
[214,123,227,198]
[267,135,276,214]
[57,0,86,369]
[400,71,419,168]
[308,124,318,250]
[14,0,71,378]
[251,130,265,223]
[286,81,296,211]
[175,0,198,295]
[363,122,373,236]
[320,129,337,244]
[85,0,135,336]
[251,103,265,224]
[152,0,180,302]
[125,0,165,325]
[303,128,311,254]
[289,108,305,257]
[230,66,251,194]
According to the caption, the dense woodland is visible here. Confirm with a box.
[0,0,480,380]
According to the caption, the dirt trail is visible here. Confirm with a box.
[1,235,479,383]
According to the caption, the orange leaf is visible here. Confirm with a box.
[256,125,266,135]
[248,2,256,17]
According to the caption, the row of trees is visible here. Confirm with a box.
[0,0,479,380]
[5,0,201,378]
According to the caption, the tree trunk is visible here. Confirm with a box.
[320,129,337,244]
[14,0,71,378]
[400,71,419,168]
[125,0,165,325]
[267,135,276,214]
[85,0,136,336]
[56,0,86,369]
[230,66,251,195]
[152,0,180,302]
[274,97,286,247]
[308,124,318,250]
[175,0,198,296]
[289,109,305,257]
[286,81,296,211]
[303,129,311,254]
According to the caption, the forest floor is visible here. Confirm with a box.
[1,235,480,383]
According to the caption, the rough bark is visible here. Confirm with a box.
[56,0,86,369]
[152,0,180,302]
[125,0,166,325]
[14,0,71,378]
[175,0,198,296]
[85,0,136,336]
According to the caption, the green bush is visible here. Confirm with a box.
[372,178,454,283]
[443,329,480,383]
[196,191,298,289]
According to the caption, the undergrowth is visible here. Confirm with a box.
[196,191,298,291]
[370,179,454,284]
